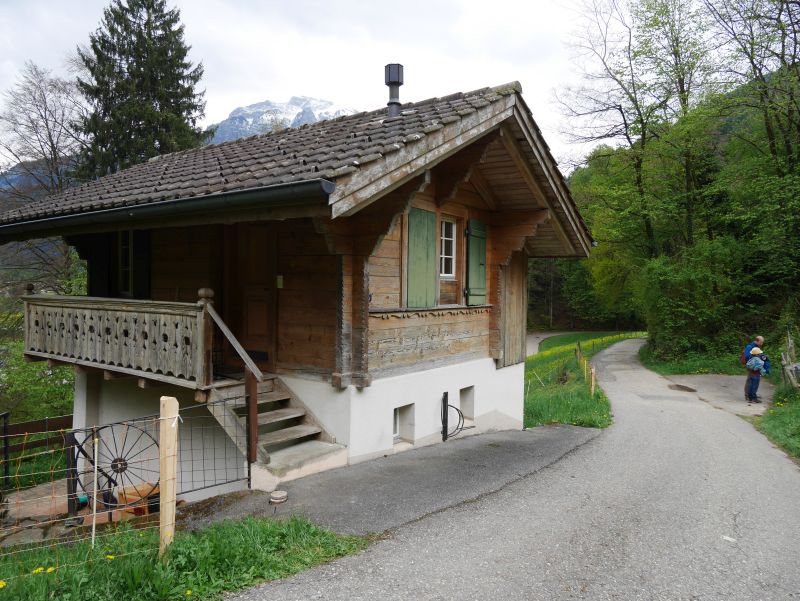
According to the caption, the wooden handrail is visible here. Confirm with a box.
[203,302,265,383]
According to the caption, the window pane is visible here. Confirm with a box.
[440,218,456,277]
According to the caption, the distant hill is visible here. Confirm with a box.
[207,96,358,145]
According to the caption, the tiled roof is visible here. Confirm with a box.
[0,83,522,226]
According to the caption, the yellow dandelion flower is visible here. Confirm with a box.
[105,555,115,561]
[46,567,55,573]
[0,580,6,588]
[32,567,44,574]
[186,590,192,596]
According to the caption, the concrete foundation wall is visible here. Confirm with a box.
[287,358,524,464]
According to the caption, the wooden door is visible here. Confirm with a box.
[227,223,277,372]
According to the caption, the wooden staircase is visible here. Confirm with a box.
[208,376,343,478]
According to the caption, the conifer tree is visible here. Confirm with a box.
[76,0,208,178]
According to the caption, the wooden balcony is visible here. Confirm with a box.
[23,293,213,389]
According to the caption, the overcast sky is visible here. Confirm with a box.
[0,0,586,162]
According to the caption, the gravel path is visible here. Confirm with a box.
[231,339,800,600]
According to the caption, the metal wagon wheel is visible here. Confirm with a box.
[72,422,160,509]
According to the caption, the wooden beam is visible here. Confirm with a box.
[488,209,549,228]
[433,132,500,206]
[470,170,498,210]
[24,353,45,363]
[320,174,432,389]
[46,358,72,369]
[317,172,432,257]
[499,126,576,255]
[137,378,153,389]
[103,370,132,381]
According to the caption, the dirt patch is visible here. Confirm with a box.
[177,490,272,531]
[668,383,697,392]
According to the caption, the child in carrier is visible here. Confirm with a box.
[745,347,768,403]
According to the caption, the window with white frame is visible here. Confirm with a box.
[439,219,456,277]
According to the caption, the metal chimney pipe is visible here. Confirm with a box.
[385,64,404,117]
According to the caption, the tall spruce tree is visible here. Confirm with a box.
[76,0,208,178]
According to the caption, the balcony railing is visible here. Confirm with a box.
[24,293,211,389]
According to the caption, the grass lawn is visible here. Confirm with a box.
[537,332,619,353]
[637,345,742,376]
[0,516,366,600]
[524,331,645,429]
[748,383,800,460]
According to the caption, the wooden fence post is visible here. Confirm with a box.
[591,367,596,396]
[159,396,179,557]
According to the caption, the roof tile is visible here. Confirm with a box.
[0,82,518,225]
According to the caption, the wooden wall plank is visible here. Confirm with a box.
[275,220,338,373]
[367,307,491,376]
[150,225,223,304]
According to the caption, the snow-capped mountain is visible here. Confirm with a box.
[207,96,358,144]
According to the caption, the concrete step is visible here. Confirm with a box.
[260,424,321,448]
[258,407,305,426]
[261,440,347,479]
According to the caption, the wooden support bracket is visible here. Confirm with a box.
[489,209,549,266]
[470,169,498,210]
[434,131,500,206]
[499,126,576,255]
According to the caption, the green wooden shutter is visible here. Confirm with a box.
[407,208,437,308]
[466,218,487,305]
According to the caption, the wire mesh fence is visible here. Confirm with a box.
[177,398,248,496]
[0,414,163,585]
[0,394,249,584]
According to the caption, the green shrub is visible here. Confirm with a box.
[0,339,74,421]
[638,238,743,360]
[638,345,743,375]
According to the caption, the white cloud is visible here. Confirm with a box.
[0,0,585,161]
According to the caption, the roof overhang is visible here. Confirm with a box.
[0,179,334,243]
[328,92,591,257]
[328,94,517,218]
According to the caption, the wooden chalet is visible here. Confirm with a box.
[0,80,591,495]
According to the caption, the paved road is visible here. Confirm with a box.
[526,330,576,356]
[232,339,800,600]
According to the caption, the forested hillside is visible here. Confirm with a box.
[532,0,800,359]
